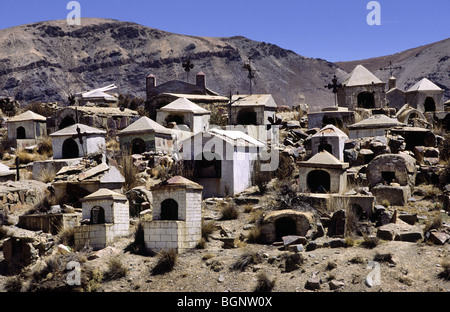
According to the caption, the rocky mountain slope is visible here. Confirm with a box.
[0,18,448,113]
[0,18,346,111]
[336,38,450,100]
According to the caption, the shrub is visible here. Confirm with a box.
[29,193,58,215]
[253,271,275,292]
[117,156,141,192]
[57,226,75,248]
[326,260,337,271]
[151,249,178,275]
[82,268,104,292]
[220,201,239,220]
[35,136,53,158]
[5,276,25,292]
[201,220,215,242]
[105,138,120,151]
[23,101,56,117]
[248,209,264,224]
[16,148,36,165]
[38,168,56,183]
[243,204,253,213]
[125,221,152,256]
[424,214,443,234]
[246,225,262,244]
[196,237,206,249]
[252,159,272,194]
[360,235,380,249]
[373,252,395,264]
[0,226,9,239]
[438,257,450,280]
[284,253,305,272]
[231,251,262,271]
[104,258,128,281]
[274,153,295,181]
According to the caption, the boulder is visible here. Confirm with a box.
[329,279,345,290]
[377,220,423,242]
[372,185,411,206]
[398,213,418,225]
[305,277,321,290]
[427,231,450,245]
[282,235,307,246]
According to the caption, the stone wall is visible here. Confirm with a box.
[18,213,81,234]
[145,187,202,252]
[74,223,115,250]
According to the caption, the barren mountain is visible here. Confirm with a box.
[336,38,450,100]
[0,18,448,113]
[0,18,348,112]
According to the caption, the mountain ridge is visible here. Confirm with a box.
[0,18,448,112]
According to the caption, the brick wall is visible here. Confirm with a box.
[74,223,115,250]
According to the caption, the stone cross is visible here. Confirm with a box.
[325,75,342,107]
[380,61,402,77]
[182,60,194,83]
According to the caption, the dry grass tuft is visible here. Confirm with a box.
[151,249,178,275]
[253,271,275,292]
[438,257,450,280]
[104,258,128,281]
[201,220,215,242]
[219,201,239,220]
[231,251,262,271]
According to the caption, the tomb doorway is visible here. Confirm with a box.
[131,138,146,155]
[62,138,80,159]
[16,127,26,139]
[307,170,331,193]
[424,97,436,112]
[237,109,257,125]
[91,206,105,224]
[161,198,178,220]
[59,116,76,130]
[357,92,375,109]
[275,217,297,241]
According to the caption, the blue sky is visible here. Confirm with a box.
[0,0,449,62]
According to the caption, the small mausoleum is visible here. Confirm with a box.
[156,98,210,134]
[7,110,47,148]
[117,116,175,154]
[366,153,417,206]
[50,123,106,162]
[181,128,265,198]
[310,124,349,161]
[143,176,203,253]
[74,188,129,250]
[405,78,444,112]
[297,151,349,194]
[337,65,386,110]
[229,94,277,126]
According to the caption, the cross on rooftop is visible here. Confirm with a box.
[325,75,342,107]
[380,61,402,77]
[182,60,194,83]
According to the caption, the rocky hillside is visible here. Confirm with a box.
[336,38,450,100]
[0,18,347,111]
[0,18,448,112]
